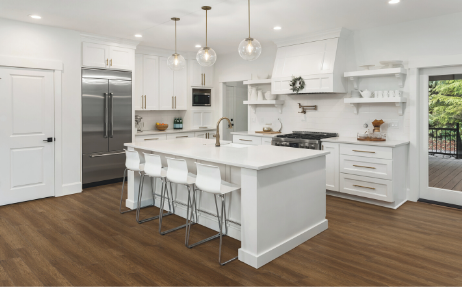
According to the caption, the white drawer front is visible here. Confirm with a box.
[340,173,393,202]
[340,144,392,160]
[167,132,195,140]
[233,135,262,145]
[340,155,392,180]
[261,138,272,146]
[135,134,167,143]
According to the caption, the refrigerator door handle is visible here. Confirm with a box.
[110,92,114,138]
[104,92,108,138]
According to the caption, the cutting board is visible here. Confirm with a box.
[255,131,281,134]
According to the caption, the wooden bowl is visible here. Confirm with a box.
[156,124,168,131]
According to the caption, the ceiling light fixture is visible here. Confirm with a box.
[274,26,282,30]
[389,0,400,4]
[238,0,262,61]
[29,14,41,19]
[195,44,201,48]
[167,17,186,71]
[134,34,142,38]
[196,6,217,67]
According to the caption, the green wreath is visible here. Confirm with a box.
[289,76,305,93]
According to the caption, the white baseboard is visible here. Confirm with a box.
[238,219,328,269]
[57,182,82,197]
[125,197,241,240]
[327,191,407,209]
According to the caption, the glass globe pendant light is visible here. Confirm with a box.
[167,17,186,71]
[196,6,217,67]
[238,0,261,61]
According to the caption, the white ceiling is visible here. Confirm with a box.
[1,0,462,54]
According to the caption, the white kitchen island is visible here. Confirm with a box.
[124,138,329,269]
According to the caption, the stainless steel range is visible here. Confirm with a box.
[271,131,338,150]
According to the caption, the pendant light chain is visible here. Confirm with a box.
[206,9,208,47]
[248,0,251,38]
[175,20,177,53]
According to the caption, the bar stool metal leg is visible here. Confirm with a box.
[218,194,238,266]
[159,181,193,235]
[135,173,171,224]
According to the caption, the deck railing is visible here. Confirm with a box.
[429,123,461,159]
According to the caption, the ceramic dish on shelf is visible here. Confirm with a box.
[359,65,375,70]
[379,60,403,68]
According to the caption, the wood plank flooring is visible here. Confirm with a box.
[0,183,461,286]
[429,155,462,191]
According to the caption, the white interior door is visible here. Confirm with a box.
[420,66,462,206]
[0,67,55,206]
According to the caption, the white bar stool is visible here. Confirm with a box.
[159,157,198,236]
[136,153,173,223]
[186,162,240,266]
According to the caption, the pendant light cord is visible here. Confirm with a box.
[248,0,251,38]
[206,10,208,47]
[175,20,177,53]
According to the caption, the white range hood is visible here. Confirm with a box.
[271,28,350,95]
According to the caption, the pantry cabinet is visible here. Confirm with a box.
[189,60,213,87]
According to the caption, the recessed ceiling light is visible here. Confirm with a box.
[29,14,41,19]
[134,34,142,38]
[274,26,282,30]
[389,0,400,4]
[195,44,201,48]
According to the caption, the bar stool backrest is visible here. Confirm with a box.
[166,157,189,184]
[196,162,222,194]
[125,150,142,172]
[143,153,162,177]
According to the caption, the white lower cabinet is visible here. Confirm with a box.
[339,173,393,202]
[166,132,195,140]
[322,142,340,192]
[232,135,262,145]
[135,134,167,143]
[195,131,216,139]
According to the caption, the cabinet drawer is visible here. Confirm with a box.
[233,135,262,145]
[167,132,195,140]
[340,173,393,202]
[340,155,392,180]
[340,144,392,160]
[261,138,272,146]
[135,134,167,143]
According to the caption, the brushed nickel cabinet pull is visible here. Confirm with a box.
[141,95,143,109]
[175,96,176,109]
[353,165,376,169]
[239,139,252,142]
[110,59,113,66]
[144,138,159,141]
[204,73,206,85]
[144,95,146,109]
[353,150,375,153]
[353,185,376,190]
[106,59,108,66]
[172,97,174,109]
[176,136,188,138]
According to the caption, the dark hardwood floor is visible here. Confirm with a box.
[0,183,461,286]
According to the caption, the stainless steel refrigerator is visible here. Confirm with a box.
[82,69,132,186]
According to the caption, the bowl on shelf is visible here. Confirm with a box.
[265,91,277,100]
[156,123,168,131]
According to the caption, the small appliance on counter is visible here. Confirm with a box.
[357,119,386,141]
[271,131,338,149]
[135,115,143,132]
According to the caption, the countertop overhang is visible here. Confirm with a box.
[125,138,329,170]
[136,128,215,136]
[231,131,285,138]
[321,137,410,147]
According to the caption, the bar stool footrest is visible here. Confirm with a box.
[160,222,195,235]
[137,212,172,224]
[220,256,238,266]
[187,233,221,249]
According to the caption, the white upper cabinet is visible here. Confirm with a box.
[189,60,214,87]
[143,55,159,110]
[159,57,174,110]
[82,42,109,68]
[174,64,188,110]
[82,42,134,70]
[109,46,134,70]
[134,54,143,109]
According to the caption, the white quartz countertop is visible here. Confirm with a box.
[125,138,329,170]
[321,137,410,147]
[136,128,215,136]
[231,131,285,138]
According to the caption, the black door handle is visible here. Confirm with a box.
[43,137,55,142]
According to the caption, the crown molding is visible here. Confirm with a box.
[80,33,140,49]
[273,27,350,47]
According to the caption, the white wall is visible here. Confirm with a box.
[213,11,462,141]
[135,110,186,131]
[0,18,82,191]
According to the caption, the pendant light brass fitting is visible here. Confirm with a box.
[201,6,212,10]
[171,17,180,21]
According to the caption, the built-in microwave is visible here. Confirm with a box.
[192,88,211,106]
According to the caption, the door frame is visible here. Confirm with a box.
[0,55,65,197]
[408,54,462,202]
[219,74,252,132]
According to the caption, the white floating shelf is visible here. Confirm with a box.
[344,97,407,116]
[344,68,408,89]
[243,79,272,85]
[243,100,285,114]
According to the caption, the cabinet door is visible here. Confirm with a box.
[159,57,174,110]
[109,46,134,70]
[173,63,188,110]
[322,142,339,192]
[82,42,109,68]
[134,54,143,109]
[189,60,203,87]
[202,65,214,87]
[191,111,213,128]
[143,55,159,110]
[195,132,207,138]
[202,111,212,127]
